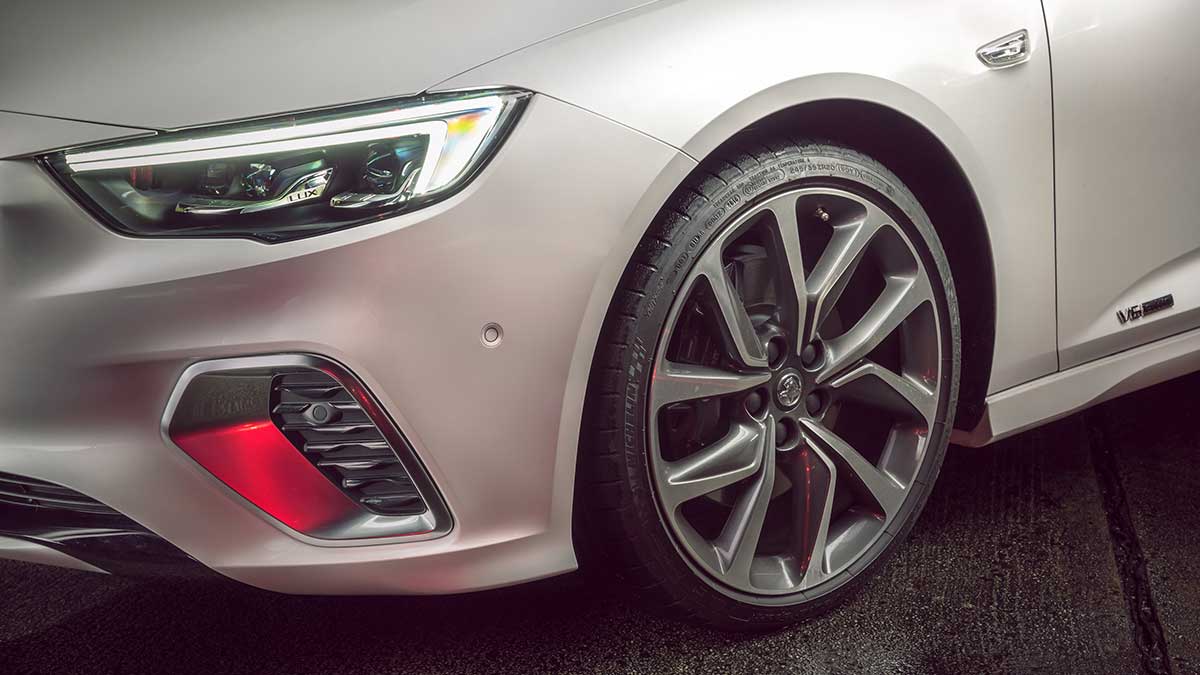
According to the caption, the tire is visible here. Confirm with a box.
[580,138,961,631]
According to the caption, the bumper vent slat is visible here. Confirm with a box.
[302,440,392,454]
[280,424,378,435]
[271,372,428,517]
[313,447,398,471]
[337,465,417,489]
[0,471,122,516]
[360,495,425,511]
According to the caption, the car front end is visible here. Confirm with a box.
[0,83,688,593]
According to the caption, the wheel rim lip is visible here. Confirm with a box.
[646,183,946,601]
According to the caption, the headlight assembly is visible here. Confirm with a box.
[43,89,529,242]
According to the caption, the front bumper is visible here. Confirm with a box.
[0,95,688,594]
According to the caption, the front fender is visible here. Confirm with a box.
[438,0,1056,559]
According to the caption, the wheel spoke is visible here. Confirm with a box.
[803,207,886,344]
[789,444,836,584]
[675,521,725,573]
[695,247,768,369]
[651,362,770,411]
[761,195,808,344]
[815,272,931,384]
[713,418,776,585]
[828,361,937,425]
[660,421,765,507]
[799,419,906,521]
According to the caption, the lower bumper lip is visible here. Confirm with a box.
[0,494,203,578]
[0,535,108,575]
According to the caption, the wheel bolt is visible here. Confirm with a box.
[767,340,781,365]
[801,342,820,367]
[775,419,789,446]
[745,391,764,416]
[805,392,823,416]
[766,336,788,369]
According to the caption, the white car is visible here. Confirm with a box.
[0,0,1195,629]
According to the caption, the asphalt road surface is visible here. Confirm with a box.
[3,373,1198,675]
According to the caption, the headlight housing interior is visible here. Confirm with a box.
[43,89,529,242]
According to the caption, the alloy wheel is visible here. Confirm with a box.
[648,186,943,599]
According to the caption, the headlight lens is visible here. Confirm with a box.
[44,89,529,242]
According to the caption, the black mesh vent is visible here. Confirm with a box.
[0,471,122,516]
[271,372,427,517]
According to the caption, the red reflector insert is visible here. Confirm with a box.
[172,420,359,533]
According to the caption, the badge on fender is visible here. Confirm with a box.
[1116,294,1174,325]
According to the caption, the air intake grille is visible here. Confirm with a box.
[271,372,427,517]
[0,471,121,516]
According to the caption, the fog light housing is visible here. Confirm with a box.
[165,355,450,541]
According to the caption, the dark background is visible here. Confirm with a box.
[2,373,1196,675]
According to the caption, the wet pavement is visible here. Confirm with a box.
[2,374,1198,674]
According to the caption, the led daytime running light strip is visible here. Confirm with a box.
[63,95,504,181]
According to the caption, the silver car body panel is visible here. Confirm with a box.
[1042,0,1200,368]
[0,0,659,129]
[956,323,1200,446]
[440,0,1058,394]
[0,111,151,159]
[2,0,1198,589]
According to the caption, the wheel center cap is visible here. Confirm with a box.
[775,371,804,409]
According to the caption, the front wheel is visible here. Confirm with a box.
[581,139,960,630]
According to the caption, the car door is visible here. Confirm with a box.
[1043,0,1200,368]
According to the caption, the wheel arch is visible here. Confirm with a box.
[605,90,996,433]
[438,5,1049,443]
[574,74,1001,437]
